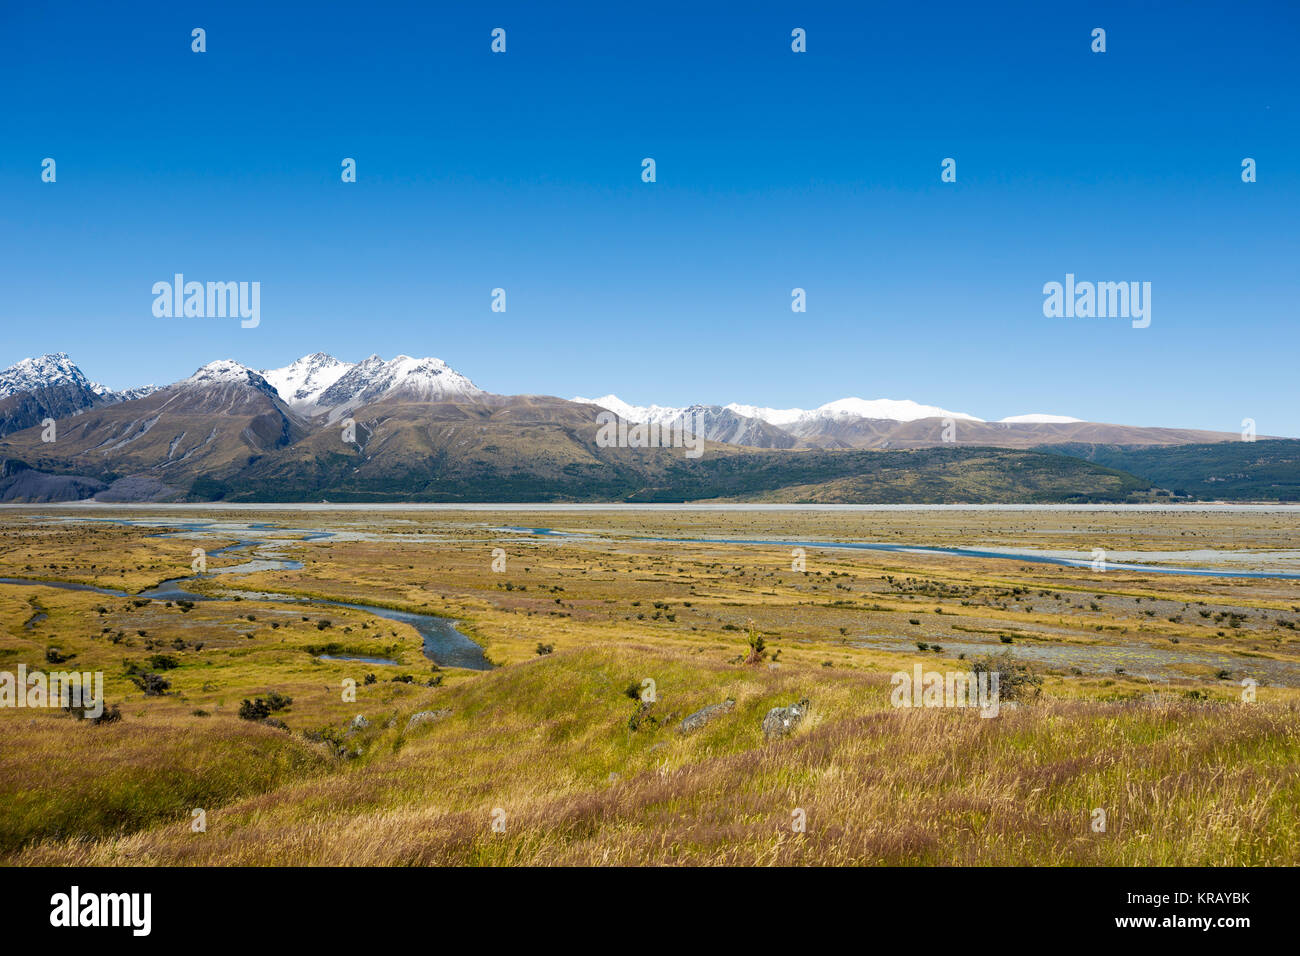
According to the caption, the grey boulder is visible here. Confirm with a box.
[680,698,735,734]
[406,708,452,731]
[761,698,810,739]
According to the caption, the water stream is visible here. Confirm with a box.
[2,524,490,670]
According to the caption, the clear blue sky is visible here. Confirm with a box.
[2,0,1297,433]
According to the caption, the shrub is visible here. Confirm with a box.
[743,622,766,665]
[239,698,270,721]
[64,700,122,724]
[970,652,1042,702]
[627,701,658,731]
[129,673,171,696]
[303,726,350,758]
[91,703,123,725]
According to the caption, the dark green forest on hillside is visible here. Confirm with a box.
[1044,440,1300,501]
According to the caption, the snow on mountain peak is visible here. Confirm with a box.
[997,413,1084,424]
[581,394,988,427]
[0,352,92,398]
[2,350,1089,436]
[722,402,806,427]
[309,353,483,420]
[261,353,355,413]
[92,382,160,403]
[182,360,272,389]
[384,354,466,386]
[809,397,983,423]
[571,394,688,425]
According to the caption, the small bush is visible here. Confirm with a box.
[129,672,171,696]
[239,698,270,721]
[970,652,1042,702]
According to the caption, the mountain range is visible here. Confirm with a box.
[0,351,1293,503]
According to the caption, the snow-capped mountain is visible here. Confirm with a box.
[1,350,483,426]
[0,349,1274,503]
[179,359,274,389]
[0,352,158,406]
[0,352,108,437]
[572,393,1103,449]
[0,352,93,399]
[310,354,483,421]
[581,395,985,428]
[577,394,1093,429]
[158,360,295,412]
[0,349,1233,458]
[572,397,800,449]
[92,382,161,404]
[997,413,1084,424]
[580,394,984,423]
[733,398,985,426]
[571,395,693,426]
[261,353,355,416]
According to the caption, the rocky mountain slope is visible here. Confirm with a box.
[0,350,1288,503]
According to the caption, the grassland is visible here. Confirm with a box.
[1,505,1298,865]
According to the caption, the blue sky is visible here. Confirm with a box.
[2,1,1297,433]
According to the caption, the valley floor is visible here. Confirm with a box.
[1,505,1298,865]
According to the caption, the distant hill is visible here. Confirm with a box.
[0,349,1295,504]
[617,446,1153,505]
[1044,440,1300,501]
[187,444,1152,504]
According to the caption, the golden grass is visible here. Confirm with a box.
[1,507,1298,865]
[9,644,1299,865]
